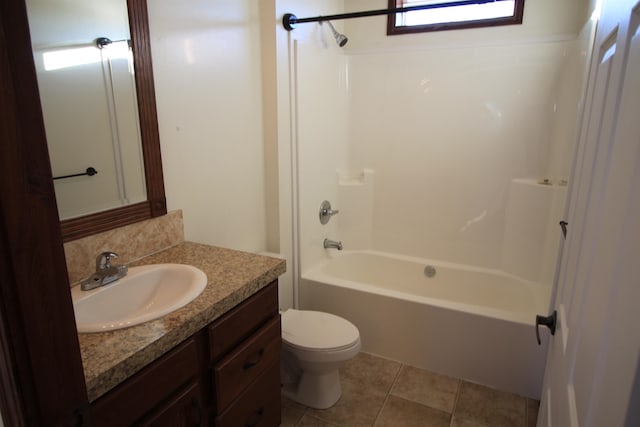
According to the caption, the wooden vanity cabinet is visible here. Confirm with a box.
[208,282,281,426]
[88,281,281,427]
[90,334,208,427]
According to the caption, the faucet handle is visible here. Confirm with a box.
[319,200,340,225]
[96,251,118,270]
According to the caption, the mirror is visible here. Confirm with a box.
[25,0,165,242]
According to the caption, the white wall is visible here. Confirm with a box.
[340,0,590,283]
[142,0,592,314]
[148,0,267,252]
[343,0,589,50]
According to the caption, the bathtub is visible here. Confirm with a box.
[299,250,550,398]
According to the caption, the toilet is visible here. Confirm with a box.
[280,309,361,409]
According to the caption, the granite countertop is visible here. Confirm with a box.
[77,241,286,402]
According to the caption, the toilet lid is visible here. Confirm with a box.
[281,310,360,351]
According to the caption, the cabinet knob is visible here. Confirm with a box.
[243,348,265,370]
[245,406,264,427]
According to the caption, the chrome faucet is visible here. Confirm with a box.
[323,239,343,250]
[80,251,128,291]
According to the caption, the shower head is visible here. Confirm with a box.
[324,21,348,47]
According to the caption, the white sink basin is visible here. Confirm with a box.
[72,264,207,333]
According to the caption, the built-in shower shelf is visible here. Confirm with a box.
[337,169,374,186]
[512,178,568,187]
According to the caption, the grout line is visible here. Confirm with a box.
[296,407,307,427]
[284,397,307,427]
[388,363,404,395]
[372,362,404,426]
[449,379,463,427]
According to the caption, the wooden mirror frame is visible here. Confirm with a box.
[59,0,166,242]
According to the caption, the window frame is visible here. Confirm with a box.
[386,0,525,36]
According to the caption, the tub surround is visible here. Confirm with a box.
[78,241,286,401]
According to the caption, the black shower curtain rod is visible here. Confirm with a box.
[283,0,508,31]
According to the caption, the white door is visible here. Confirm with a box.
[538,0,640,426]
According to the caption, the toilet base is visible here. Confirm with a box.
[282,369,342,409]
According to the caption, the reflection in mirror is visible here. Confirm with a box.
[26,0,146,220]
[23,0,166,242]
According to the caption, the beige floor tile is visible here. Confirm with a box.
[340,352,402,394]
[306,378,388,426]
[281,397,306,427]
[450,415,489,427]
[296,414,341,426]
[283,396,308,412]
[526,398,540,427]
[454,382,526,427]
[390,365,460,413]
[373,395,451,427]
[284,353,532,427]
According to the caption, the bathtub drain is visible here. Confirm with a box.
[424,265,436,278]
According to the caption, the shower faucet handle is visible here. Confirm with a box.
[319,200,339,225]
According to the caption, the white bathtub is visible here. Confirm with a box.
[299,250,550,398]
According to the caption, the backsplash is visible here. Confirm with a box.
[64,210,184,285]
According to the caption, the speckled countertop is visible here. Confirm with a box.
[77,242,286,402]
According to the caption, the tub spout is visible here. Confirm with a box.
[323,239,343,250]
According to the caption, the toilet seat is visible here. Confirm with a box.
[281,309,360,352]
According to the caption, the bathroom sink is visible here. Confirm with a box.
[71,264,207,333]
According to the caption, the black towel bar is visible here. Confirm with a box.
[53,167,98,180]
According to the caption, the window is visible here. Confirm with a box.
[387,0,525,35]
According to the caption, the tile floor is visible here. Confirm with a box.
[281,352,539,427]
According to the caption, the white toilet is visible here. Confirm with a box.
[280,309,361,409]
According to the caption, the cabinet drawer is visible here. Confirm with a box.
[91,335,202,426]
[138,382,203,427]
[213,316,281,411]
[216,360,281,427]
[208,281,278,361]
